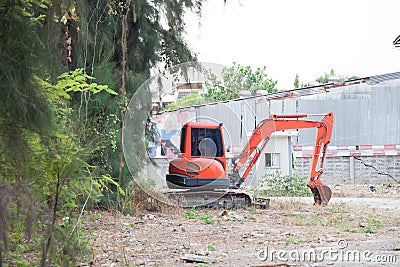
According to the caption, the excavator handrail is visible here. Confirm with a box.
[271,113,308,119]
[231,112,334,205]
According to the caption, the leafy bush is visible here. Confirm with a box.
[0,68,122,266]
[258,172,312,197]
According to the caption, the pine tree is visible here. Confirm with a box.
[68,0,205,191]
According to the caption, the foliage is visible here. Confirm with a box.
[1,0,205,265]
[74,0,202,87]
[170,62,278,108]
[56,68,118,97]
[0,0,53,176]
[207,244,216,251]
[182,207,215,224]
[293,73,306,89]
[293,70,359,89]
[0,69,123,265]
[203,62,277,101]
[294,73,300,89]
[258,172,312,197]
[167,92,211,110]
[182,206,199,219]
[200,214,215,225]
[316,69,359,84]
[360,216,382,234]
[67,0,206,194]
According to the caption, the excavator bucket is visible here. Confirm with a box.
[309,184,332,205]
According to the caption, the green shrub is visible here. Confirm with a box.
[258,172,312,197]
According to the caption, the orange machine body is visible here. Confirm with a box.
[167,122,230,189]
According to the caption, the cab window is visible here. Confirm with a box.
[191,127,223,157]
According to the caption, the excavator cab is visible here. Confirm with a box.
[166,122,231,190]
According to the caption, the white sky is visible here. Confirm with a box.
[184,0,400,89]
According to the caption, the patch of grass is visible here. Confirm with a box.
[311,214,324,226]
[182,206,198,219]
[295,214,307,225]
[182,207,214,224]
[274,199,305,212]
[283,236,294,246]
[330,203,347,213]
[200,214,215,225]
[328,216,340,227]
[90,212,102,221]
[356,215,383,234]
[207,244,216,251]
[361,227,377,234]
[282,236,305,247]
[343,223,358,233]
[370,218,382,228]
[245,205,256,212]
[247,214,256,221]
[360,216,382,234]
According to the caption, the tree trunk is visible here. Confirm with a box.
[118,1,130,187]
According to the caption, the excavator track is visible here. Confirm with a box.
[167,189,268,209]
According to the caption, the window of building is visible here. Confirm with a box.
[265,153,280,168]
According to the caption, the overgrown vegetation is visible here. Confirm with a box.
[258,172,312,197]
[0,0,205,265]
[167,92,211,110]
[204,62,277,101]
[0,68,120,266]
[294,69,359,88]
[168,62,278,110]
[316,69,359,84]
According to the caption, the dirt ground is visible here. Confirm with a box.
[81,184,400,267]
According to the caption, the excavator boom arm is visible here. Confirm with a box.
[232,112,334,205]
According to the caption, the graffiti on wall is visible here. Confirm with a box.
[148,109,196,158]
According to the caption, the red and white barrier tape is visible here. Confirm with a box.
[293,145,400,157]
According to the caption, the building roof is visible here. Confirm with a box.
[154,70,400,114]
[370,71,400,83]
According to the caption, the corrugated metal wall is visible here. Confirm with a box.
[195,100,258,148]
[294,83,400,146]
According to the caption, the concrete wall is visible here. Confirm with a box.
[294,156,400,185]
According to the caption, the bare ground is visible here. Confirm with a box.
[81,184,400,267]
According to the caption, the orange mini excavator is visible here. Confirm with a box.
[166,112,334,207]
